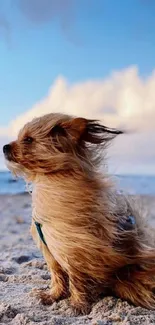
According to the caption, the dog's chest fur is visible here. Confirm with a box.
[31,174,119,268]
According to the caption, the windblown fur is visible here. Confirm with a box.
[3,113,155,314]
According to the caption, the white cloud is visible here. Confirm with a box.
[1,65,155,174]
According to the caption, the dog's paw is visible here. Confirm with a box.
[37,290,54,305]
[70,300,91,316]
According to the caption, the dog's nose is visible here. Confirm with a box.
[3,144,11,154]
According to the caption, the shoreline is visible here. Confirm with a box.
[0,194,155,324]
[1,192,155,197]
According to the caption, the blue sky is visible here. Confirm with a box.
[0,0,155,125]
[0,0,155,174]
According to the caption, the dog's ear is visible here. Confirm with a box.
[81,119,123,145]
[51,117,123,145]
[51,118,87,143]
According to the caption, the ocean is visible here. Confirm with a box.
[0,171,155,195]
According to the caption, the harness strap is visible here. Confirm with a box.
[34,221,47,246]
[34,215,136,247]
[118,215,136,231]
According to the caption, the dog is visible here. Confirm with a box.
[3,113,155,314]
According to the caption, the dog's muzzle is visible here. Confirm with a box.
[3,144,12,161]
[3,144,11,154]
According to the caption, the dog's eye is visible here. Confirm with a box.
[23,137,33,144]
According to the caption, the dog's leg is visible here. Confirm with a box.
[68,269,91,315]
[31,222,67,304]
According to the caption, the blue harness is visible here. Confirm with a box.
[34,215,136,247]
[118,215,136,231]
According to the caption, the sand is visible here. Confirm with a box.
[0,193,155,325]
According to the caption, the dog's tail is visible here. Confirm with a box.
[113,237,155,309]
[113,194,155,309]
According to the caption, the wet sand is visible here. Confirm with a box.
[0,194,155,325]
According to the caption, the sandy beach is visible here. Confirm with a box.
[1,193,155,325]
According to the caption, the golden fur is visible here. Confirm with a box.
[3,113,155,314]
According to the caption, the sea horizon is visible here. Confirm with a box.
[0,170,155,196]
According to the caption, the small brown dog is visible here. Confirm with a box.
[3,113,155,314]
